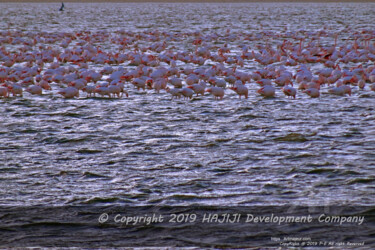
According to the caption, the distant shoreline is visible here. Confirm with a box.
[1,0,374,3]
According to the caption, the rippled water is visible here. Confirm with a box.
[1,2,375,207]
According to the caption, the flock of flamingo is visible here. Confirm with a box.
[0,28,375,100]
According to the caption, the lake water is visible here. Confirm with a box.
[0,2,374,207]
[1,2,375,247]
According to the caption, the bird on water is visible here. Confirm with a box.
[59,2,64,11]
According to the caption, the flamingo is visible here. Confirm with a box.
[7,84,23,97]
[328,85,351,96]
[94,86,111,98]
[58,87,79,98]
[358,80,365,90]
[303,88,320,98]
[230,84,248,99]
[108,84,122,98]
[165,87,182,100]
[180,87,194,100]
[185,74,199,86]
[215,78,227,89]
[256,79,272,86]
[82,85,96,97]
[0,86,9,97]
[257,85,275,98]
[132,77,147,90]
[187,83,206,96]
[282,85,297,99]
[152,80,163,93]
[26,85,43,95]
[170,77,183,88]
[37,80,52,90]
[206,87,224,100]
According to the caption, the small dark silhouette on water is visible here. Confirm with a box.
[59,2,64,11]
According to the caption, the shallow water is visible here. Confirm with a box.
[1,2,375,207]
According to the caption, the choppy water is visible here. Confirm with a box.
[1,2,375,208]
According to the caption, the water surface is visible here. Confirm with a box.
[0,2,374,207]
